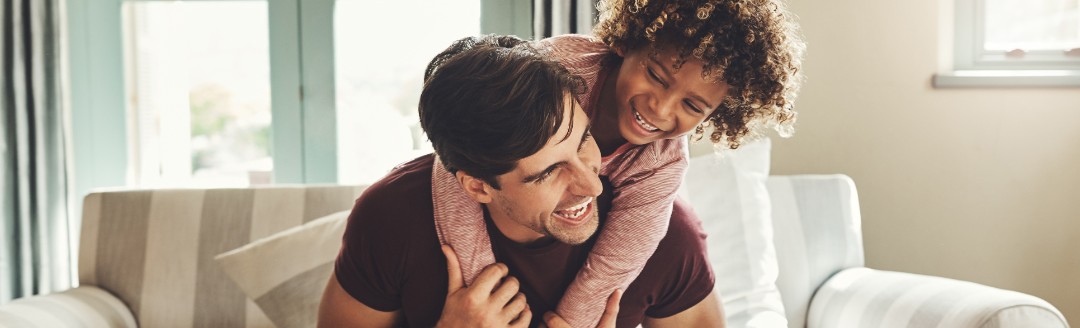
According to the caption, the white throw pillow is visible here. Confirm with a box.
[214,210,350,328]
[682,138,788,327]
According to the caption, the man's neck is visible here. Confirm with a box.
[482,205,552,247]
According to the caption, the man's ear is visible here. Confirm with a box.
[455,171,495,204]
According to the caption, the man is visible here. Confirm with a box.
[318,35,724,328]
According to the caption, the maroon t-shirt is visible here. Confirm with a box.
[335,154,714,327]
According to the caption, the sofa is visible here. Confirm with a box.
[759,175,1067,327]
[682,139,1068,328]
[0,147,1069,327]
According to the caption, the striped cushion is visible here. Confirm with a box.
[214,210,351,328]
[808,267,1069,328]
[0,286,136,327]
[78,185,364,328]
[766,175,865,328]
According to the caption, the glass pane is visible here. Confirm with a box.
[984,0,1080,51]
[334,0,481,184]
[123,1,273,187]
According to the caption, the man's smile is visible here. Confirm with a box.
[552,198,593,225]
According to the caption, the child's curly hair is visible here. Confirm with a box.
[594,0,805,149]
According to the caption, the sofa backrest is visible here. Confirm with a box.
[767,175,865,328]
[77,185,365,327]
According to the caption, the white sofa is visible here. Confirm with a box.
[764,175,1068,327]
[683,139,1068,328]
[0,165,1069,327]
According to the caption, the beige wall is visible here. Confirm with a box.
[765,0,1080,322]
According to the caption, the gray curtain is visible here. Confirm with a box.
[533,0,598,38]
[1,0,74,303]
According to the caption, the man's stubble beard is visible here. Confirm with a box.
[495,194,600,246]
[545,204,599,245]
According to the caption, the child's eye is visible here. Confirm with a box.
[647,68,669,88]
[684,100,704,114]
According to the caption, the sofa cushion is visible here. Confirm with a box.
[214,210,350,328]
[682,138,788,327]
[77,185,363,327]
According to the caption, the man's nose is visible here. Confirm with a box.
[569,160,603,197]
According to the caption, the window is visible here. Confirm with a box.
[333,0,480,184]
[122,1,273,187]
[68,0,514,206]
[117,0,482,187]
[935,0,1080,87]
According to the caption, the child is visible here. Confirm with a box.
[433,0,804,326]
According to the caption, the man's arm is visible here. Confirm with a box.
[642,290,725,328]
[318,272,401,328]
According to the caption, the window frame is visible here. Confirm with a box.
[934,0,1080,88]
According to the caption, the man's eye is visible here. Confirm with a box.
[534,171,553,184]
[578,132,592,151]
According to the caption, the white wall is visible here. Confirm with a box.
[769,0,1080,322]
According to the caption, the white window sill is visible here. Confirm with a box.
[933,70,1080,88]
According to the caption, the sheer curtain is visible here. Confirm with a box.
[533,0,598,38]
[1,0,74,303]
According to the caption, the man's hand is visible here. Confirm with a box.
[541,289,622,328]
[436,245,532,328]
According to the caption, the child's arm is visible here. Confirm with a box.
[556,137,689,327]
[431,157,495,287]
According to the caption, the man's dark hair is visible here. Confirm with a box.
[419,35,584,189]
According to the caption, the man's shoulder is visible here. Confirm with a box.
[348,154,437,236]
[651,197,708,265]
[334,154,445,317]
[357,154,435,206]
[627,198,714,319]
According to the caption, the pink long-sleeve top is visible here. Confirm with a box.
[431,34,688,328]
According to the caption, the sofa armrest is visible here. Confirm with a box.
[767,174,865,327]
[0,286,137,328]
[808,268,1068,328]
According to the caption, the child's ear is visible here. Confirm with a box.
[456,171,495,204]
[613,45,626,57]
